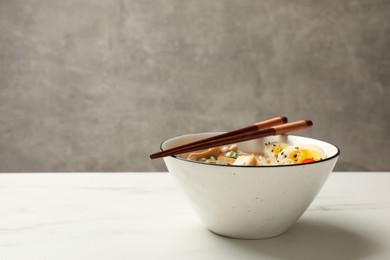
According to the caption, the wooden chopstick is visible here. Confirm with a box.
[150,116,287,160]
[150,118,312,159]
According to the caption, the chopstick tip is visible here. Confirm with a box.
[305,120,313,127]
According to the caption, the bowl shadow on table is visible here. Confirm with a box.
[215,219,379,260]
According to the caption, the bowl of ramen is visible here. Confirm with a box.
[161,133,340,239]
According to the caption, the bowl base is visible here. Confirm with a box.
[208,228,288,240]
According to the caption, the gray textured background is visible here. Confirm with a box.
[0,0,389,172]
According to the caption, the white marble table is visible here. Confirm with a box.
[1,172,389,260]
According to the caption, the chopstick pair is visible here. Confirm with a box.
[149,117,313,159]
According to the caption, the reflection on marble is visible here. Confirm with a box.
[1,172,389,260]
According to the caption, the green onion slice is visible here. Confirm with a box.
[226,151,237,158]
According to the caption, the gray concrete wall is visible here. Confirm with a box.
[0,0,389,172]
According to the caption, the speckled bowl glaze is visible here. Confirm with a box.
[162,133,340,239]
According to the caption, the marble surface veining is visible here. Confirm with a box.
[1,172,390,260]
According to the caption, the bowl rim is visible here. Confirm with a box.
[160,133,341,168]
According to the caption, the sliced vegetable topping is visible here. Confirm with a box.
[226,151,237,158]
[302,158,316,164]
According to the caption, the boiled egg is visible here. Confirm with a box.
[277,144,326,164]
[264,142,288,158]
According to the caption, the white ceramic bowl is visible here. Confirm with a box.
[162,133,340,239]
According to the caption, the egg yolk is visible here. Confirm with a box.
[272,145,287,157]
[288,149,320,164]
